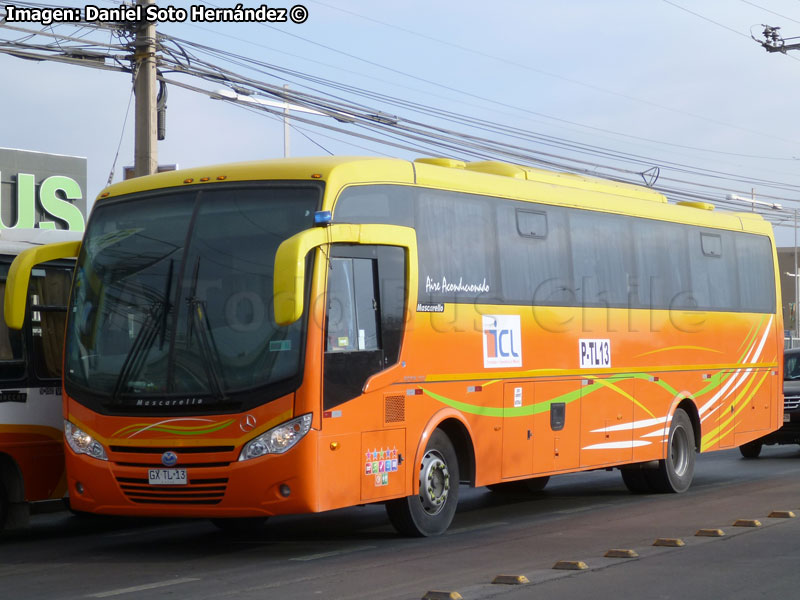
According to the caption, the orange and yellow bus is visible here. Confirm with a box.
[0,229,79,530]
[4,157,782,536]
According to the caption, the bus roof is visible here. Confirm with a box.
[95,156,773,237]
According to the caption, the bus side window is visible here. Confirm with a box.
[323,245,406,409]
[30,266,72,381]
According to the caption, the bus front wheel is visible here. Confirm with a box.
[386,429,459,537]
[646,408,695,493]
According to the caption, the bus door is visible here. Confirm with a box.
[321,244,407,502]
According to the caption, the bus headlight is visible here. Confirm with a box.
[239,414,312,461]
[65,420,108,461]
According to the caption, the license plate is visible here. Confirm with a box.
[784,413,791,423]
[148,468,187,485]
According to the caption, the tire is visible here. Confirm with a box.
[386,429,459,537]
[487,476,550,494]
[522,476,550,493]
[210,517,269,533]
[620,468,654,494]
[739,440,763,459]
[645,408,695,493]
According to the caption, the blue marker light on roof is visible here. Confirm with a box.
[314,211,332,226]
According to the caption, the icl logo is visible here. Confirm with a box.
[0,171,86,231]
[482,314,522,368]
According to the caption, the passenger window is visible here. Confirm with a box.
[30,266,72,380]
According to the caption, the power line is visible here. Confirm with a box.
[662,0,752,38]
[156,32,800,194]
[198,0,800,149]
[4,13,800,221]
[740,0,800,26]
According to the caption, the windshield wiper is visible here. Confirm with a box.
[185,256,228,402]
[111,299,167,403]
[110,258,174,404]
[187,297,228,402]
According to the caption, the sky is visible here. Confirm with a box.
[4,0,800,244]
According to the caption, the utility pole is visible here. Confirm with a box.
[133,0,157,177]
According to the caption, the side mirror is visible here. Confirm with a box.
[4,240,81,330]
[273,224,417,326]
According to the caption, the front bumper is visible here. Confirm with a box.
[66,433,318,518]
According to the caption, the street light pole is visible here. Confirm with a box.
[211,88,327,157]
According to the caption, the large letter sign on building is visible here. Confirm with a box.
[0,148,87,231]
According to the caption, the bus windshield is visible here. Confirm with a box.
[64,184,319,413]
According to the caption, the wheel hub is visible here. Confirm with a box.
[419,449,450,516]
[671,427,689,476]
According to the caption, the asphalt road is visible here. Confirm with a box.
[3,445,800,600]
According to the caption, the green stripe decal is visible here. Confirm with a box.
[422,388,504,417]
[422,374,678,418]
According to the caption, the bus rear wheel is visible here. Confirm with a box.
[645,408,695,493]
[386,429,459,537]
[739,440,763,459]
[620,468,654,494]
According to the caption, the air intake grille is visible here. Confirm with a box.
[109,446,236,505]
[384,394,405,424]
[108,446,235,468]
[785,394,800,411]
